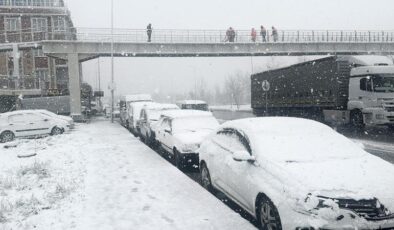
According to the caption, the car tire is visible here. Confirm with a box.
[256,194,282,230]
[51,126,64,136]
[144,132,151,146]
[0,131,15,143]
[174,149,184,170]
[200,162,214,193]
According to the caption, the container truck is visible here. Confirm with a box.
[251,55,394,130]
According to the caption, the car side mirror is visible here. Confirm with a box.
[164,128,171,134]
[43,119,49,122]
[233,151,255,163]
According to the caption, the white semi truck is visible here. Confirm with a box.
[251,55,394,130]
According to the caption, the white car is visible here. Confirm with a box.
[0,110,70,143]
[138,103,179,145]
[127,101,155,136]
[198,117,394,230]
[34,110,74,129]
[155,110,219,169]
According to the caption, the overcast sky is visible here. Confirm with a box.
[63,0,394,100]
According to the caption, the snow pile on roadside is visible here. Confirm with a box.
[1,120,256,230]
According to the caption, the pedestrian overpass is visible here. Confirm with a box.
[2,28,394,117]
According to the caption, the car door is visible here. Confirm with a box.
[8,114,30,137]
[24,113,51,135]
[156,118,173,152]
[210,129,240,194]
[215,129,256,212]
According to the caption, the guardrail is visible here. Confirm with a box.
[1,28,394,44]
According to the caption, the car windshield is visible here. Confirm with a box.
[183,104,208,111]
[372,74,394,93]
[172,116,218,133]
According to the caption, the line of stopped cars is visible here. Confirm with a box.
[121,94,394,230]
[0,109,74,143]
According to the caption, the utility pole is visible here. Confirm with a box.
[110,0,115,123]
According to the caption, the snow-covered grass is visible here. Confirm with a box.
[0,119,256,230]
[210,104,252,112]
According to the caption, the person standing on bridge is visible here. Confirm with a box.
[260,26,267,42]
[272,26,278,42]
[225,27,236,42]
[147,23,152,42]
[251,28,257,42]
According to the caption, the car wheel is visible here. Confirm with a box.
[51,126,64,136]
[200,163,214,193]
[144,132,151,145]
[0,131,15,143]
[257,194,282,230]
[174,149,184,170]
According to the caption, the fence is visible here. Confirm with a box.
[1,27,394,44]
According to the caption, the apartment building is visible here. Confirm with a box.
[0,0,75,96]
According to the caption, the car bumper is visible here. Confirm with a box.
[179,152,199,166]
[288,210,394,230]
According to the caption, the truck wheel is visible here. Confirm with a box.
[256,194,282,230]
[1,131,15,143]
[350,110,364,130]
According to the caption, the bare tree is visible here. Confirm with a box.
[224,72,249,109]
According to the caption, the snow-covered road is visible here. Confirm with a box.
[0,119,256,230]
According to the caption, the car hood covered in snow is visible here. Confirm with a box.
[174,130,213,146]
[276,154,394,211]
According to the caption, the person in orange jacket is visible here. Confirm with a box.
[251,28,257,42]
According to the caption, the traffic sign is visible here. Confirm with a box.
[262,80,270,92]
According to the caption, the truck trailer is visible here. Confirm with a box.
[251,55,394,129]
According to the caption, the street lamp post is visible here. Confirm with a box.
[110,0,115,123]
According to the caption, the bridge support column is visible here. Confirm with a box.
[67,53,82,120]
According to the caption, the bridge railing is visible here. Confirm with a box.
[1,27,394,44]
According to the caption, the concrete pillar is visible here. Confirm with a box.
[12,44,20,89]
[67,53,82,117]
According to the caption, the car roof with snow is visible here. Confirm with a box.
[160,110,213,119]
[177,100,207,105]
[220,117,367,163]
[123,94,152,102]
[144,103,179,111]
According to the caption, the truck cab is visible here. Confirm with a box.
[348,65,394,127]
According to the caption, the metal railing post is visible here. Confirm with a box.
[297,30,299,42]
[312,30,315,42]
[340,31,343,42]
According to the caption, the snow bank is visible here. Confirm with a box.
[0,119,255,230]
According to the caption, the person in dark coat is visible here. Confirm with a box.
[226,27,236,42]
[147,23,152,42]
[272,26,278,42]
[260,26,267,42]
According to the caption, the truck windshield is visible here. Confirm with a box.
[372,74,394,93]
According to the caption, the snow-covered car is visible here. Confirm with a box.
[198,117,394,230]
[155,110,219,169]
[0,110,70,143]
[127,101,155,136]
[138,103,179,146]
[34,110,74,129]
[176,100,209,111]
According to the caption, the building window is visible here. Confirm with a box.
[53,16,66,32]
[32,18,47,32]
[5,17,20,32]
[32,49,44,57]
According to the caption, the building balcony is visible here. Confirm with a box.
[0,0,65,8]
